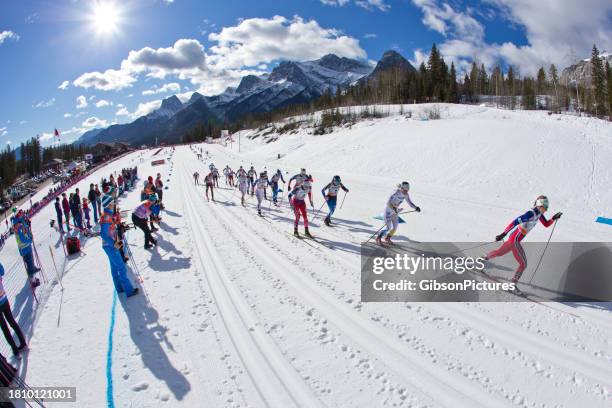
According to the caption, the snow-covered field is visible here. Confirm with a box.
[1,104,611,407]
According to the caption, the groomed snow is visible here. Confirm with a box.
[1,104,610,407]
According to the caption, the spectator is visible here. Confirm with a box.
[0,263,28,357]
[54,197,64,234]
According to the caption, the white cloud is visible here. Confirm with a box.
[76,95,88,109]
[115,107,130,116]
[6,140,11,145]
[162,0,174,4]
[0,31,19,45]
[72,16,365,95]
[64,113,72,118]
[58,80,70,90]
[33,97,56,108]
[95,99,113,108]
[73,67,137,91]
[208,15,365,70]
[0,127,7,137]
[355,0,389,11]
[132,100,162,118]
[320,0,350,6]
[82,116,108,128]
[411,0,612,75]
[320,0,388,11]
[19,120,27,125]
[142,82,182,95]
[38,132,54,142]
[364,33,377,39]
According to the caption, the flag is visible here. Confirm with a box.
[54,128,60,139]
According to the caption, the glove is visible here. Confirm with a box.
[415,206,421,213]
[552,212,563,220]
[495,232,506,242]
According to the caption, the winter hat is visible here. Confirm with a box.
[101,194,114,209]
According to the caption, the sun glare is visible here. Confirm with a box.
[91,2,120,35]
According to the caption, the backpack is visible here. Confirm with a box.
[66,236,81,255]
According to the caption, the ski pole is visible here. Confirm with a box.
[365,210,418,244]
[340,191,348,209]
[528,219,559,285]
[312,201,327,222]
[365,223,386,244]
[49,245,64,290]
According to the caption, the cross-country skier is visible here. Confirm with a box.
[236,166,248,206]
[12,210,40,288]
[288,168,308,190]
[228,169,236,187]
[484,195,562,288]
[288,179,314,238]
[0,262,28,357]
[247,166,257,195]
[255,172,270,216]
[101,195,138,296]
[223,165,231,185]
[204,171,215,202]
[321,175,349,226]
[376,182,421,245]
[193,171,200,185]
[270,169,285,205]
[212,167,220,188]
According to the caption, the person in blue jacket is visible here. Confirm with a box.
[321,175,349,226]
[12,211,40,288]
[100,193,138,297]
[0,262,28,357]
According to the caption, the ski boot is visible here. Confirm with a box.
[384,236,393,245]
[30,278,40,288]
[293,227,300,237]
[258,209,262,216]
[304,227,313,238]
[324,216,331,226]
[375,234,383,245]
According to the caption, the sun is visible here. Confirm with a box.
[90,2,120,35]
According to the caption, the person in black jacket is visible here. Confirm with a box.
[54,197,64,233]
[88,184,98,224]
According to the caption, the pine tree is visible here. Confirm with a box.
[591,44,607,115]
[507,66,516,109]
[548,64,559,112]
[606,60,612,116]
[448,62,458,103]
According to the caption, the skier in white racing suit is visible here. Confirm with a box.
[376,182,421,244]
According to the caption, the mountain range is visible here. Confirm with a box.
[77,50,415,146]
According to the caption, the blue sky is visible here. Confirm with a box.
[0,0,610,148]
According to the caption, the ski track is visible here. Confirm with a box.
[179,163,324,408]
[186,144,612,407]
[182,152,510,407]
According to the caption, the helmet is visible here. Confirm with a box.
[148,193,158,202]
[399,181,410,191]
[534,195,549,210]
[260,172,265,177]
[333,175,341,184]
[277,169,281,173]
[250,166,254,170]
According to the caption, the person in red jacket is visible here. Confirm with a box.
[61,193,71,231]
[485,195,562,286]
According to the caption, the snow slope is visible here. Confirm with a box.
[1,104,610,407]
